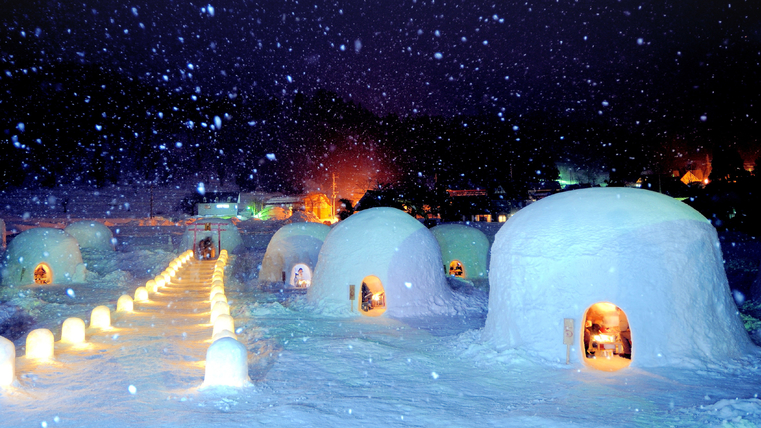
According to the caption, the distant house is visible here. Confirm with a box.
[264,192,334,222]
[196,192,240,217]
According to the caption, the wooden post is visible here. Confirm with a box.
[349,284,356,312]
[563,318,574,365]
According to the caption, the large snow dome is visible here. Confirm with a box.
[180,218,243,256]
[64,220,115,252]
[484,187,754,369]
[2,228,86,287]
[259,222,331,286]
[431,224,490,280]
[307,207,455,318]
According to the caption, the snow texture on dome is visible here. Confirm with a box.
[64,220,115,252]
[2,227,86,286]
[259,222,330,284]
[484,187,755,368]
[431,224,490,279]
[288,210,321,223]
[307,207,455,318]
[180,218,243,254]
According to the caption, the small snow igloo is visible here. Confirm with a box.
[64,220,115,252]
[484,187,754,370]
[180,218,243,259]
[431,224,490,280]
[2,228,86,287]
[307,207,454,318]
[259,222,331,287]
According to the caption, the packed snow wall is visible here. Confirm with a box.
[2,227,86,286]
[307,207,455,318]
[64,220,115,252]
[259,222,331,284]
[484,187,755,368]
[431,224,490,280]
[179,218,243,255]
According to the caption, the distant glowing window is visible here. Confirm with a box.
[498,214,507,222]
[33,263,52,285]
[216,204,230,209]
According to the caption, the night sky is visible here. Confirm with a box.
[4,0,759,123]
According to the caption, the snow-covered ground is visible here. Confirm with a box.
[2,186,761,427]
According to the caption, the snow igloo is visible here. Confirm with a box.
[180,218,243,259]
[431,224,490,280]
[64,220,115,252]
[2,228,86,287]
[307,207,455,318]
[484,187,755,370]
[259,222,331,287]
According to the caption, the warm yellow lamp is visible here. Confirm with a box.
[117,295,134,312]
[134,286,149,302]
[210,301,230,324]
[90,305,111,329]
[0,336,16,387]
[26,329,55,360]
[61,317,86,344]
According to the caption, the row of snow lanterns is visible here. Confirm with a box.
[0,251,196,389]
[204,250,251,388]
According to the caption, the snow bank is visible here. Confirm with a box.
[64,220,115,251]
[2,227,86,287]
[179,217,243,255]
[259,222,330,285]
[431,224,490,279]
[484,187,756,368]
[307,207,456,318]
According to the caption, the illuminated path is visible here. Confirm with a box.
[12,257,229,404]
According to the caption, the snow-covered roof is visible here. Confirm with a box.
[484,187,756,368]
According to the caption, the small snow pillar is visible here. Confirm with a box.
[0,336,16,387]
[210,285,225,300]
[90,305,111,329]
[212,329,237,342]
[61,317,86,344]
[212,314,235,339]
[145,280,158,294]
[134,287,149,302]
[154,276,166,289]
[202,337,249,388]
[210,301,230,324]
[210,293,228,309]
[26,329,55,360]
[117,295,134,312]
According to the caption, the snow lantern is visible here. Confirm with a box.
[212,314,235,338]
[202,337,250,388]
[64,220,115,252]
[90,305,111,329]
[0,335,16,387]
[484,187,755,370]
[259,222,331,287]
[210,301,230,323]
[61,317,86,344]
[307,207,456,318]
[134,287,149,302]
[430,224,490,280]
[26,328,55,360]
[117,295,134,312]
[2,227,86,287]
[180,218,243,260]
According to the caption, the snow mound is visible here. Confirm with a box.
[287,210,321,223]
[64,220,115,251]
[307,207,456,318]
[431,224,490,279]
[2,228,86,287]
[259,222,330,285]
[484,187,756,368]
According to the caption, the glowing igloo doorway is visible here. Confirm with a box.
[449,260,464,278]
[33,263,53,285]
[359,275,386,317]
[290,264,312,288]
[582,302,632,371]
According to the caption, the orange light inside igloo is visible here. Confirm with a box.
[61,317,86,344]
[26,328,55,360]
[33,262,53,285]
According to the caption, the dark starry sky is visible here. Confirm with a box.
[2,0,760,131]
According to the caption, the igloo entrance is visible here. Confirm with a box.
[448,260,464,277]
[33,263,53,285]
[582,302,632,371]
[359,275,386,316]
[290,264,312,288]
